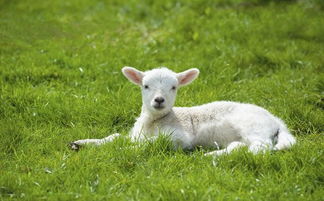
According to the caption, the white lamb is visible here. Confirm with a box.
[70,67,296,156]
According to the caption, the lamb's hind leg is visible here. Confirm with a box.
[204,141,246,157]
[69,133,120,151]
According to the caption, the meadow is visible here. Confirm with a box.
[0,0,323,200]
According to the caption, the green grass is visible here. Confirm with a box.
[1,0,323,200]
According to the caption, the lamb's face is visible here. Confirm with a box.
[141,68,179,114]
[122,66,199,115]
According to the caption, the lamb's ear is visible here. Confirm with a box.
[177,68,200,86]
[122,66,144,86]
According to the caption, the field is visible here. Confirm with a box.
[0,0,323,200]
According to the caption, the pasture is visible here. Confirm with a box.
[0,0,323,200]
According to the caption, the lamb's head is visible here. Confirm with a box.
[122,67,199,115]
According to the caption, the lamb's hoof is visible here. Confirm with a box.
[69,142,81,151]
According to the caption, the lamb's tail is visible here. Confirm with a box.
[274,121,296,150]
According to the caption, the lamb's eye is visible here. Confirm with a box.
[144,85,149,89]
[171,86,176,90]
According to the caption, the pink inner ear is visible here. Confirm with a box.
[179,71,196,85]
[126,70,142,84]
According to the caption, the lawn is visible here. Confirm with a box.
[0,0,323,200]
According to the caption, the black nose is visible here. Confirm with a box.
[154,97,165,104]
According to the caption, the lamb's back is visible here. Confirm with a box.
[156,101,239,134]
[173,101,240,121]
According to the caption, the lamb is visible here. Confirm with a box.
[70,67,296,156]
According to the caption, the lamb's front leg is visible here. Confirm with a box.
[69,133,120,151]
[166,129,195,150]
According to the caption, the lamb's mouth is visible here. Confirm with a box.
[153,105,165,110]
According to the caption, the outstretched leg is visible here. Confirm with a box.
[204,141,246,157]
[69,133,120,151]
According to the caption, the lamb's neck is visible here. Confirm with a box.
[139,106,172,124]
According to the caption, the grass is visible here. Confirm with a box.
[0,0,323,200]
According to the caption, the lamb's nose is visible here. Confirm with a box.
[154,97,165,104]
